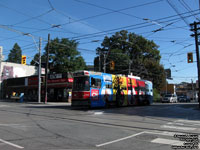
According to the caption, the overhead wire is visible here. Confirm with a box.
[179,0,200,21]
[0,2,53,26]
[0,7,199,44]
[68,10,200,40]
[73,0,162,20]
[166,0,190,26]
[0,0,198,73]
[60,0,165,26]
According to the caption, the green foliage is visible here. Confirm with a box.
[44,38,86,73]
[30,53,46,66]
[94,30,166,91]
[7,43,22,64]
[153,88,161,102]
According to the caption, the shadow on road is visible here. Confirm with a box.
[1,99,200,121]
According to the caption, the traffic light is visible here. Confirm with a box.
[187,52,193,63]
[21,55,26,65]
[110,61,115,70]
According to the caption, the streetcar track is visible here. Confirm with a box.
[0,108,198,135]
[0,104,179,127]
[0,104,196,129]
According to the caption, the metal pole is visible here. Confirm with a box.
[191,79,194,101]
[44,34,50,103]
[193,22,200,108]
[0,47,2,99]
[38,38,42,103]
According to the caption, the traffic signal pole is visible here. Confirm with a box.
[44,34,50,104]
[190,21,200,108]
[38,37,42,103]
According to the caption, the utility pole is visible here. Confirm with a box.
[38,37,42,103]
[190,21,200,108]
[44,34,50,104]
[0,46,2,99]
[191,79,194,101]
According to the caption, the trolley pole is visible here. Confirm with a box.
[190,21,200,108]
[44,34,50,104]
[38,37,42,103]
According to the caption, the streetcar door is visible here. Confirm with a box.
[90,76,102,107]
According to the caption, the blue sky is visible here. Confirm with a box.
[0,0,199,84]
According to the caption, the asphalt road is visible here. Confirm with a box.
[0,101,199,150]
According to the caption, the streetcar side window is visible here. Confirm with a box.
[91,78,101,89]
[106,84,112,89]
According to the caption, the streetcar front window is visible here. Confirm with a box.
[73,77,90,91]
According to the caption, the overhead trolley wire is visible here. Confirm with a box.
[73,0,164,20]
[68,9,200,40]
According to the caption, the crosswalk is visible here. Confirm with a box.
[149,119,200,148]
[161,119,200,131]
[96,119,200,149]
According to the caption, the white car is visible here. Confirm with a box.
[162,94,177,103]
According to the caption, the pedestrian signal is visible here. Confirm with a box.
[187,52,193,63]
[21,55,26,65]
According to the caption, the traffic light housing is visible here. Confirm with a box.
[187,52,193,63]
[21,55,26,65]
[110,61,115,70]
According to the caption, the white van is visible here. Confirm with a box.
[162,94,177,103]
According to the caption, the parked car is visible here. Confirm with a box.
[162,94,177,103]
[178,95,190,102]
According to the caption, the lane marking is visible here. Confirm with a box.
[151,138,184,145]
[96,130,199,148]
[0,124,20,126]
[0,139,24,149]
[175,120,200,125]
[167,122,184,126]
[96,131,145,147]
[94,112,103,115]
[0,105,9,107]
[88,111,104,115]
[161,125,196,131]
[145,131,177,136]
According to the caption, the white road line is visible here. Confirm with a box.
[0,124,20,126]
[167,122,184,126]
[176,119,200,125]
[96,131,145,147]
[151,138,184,146]
[94,112,103,115]
[0,139,24,149]
[145,131,178,136]
[96,130,199,148]
[161,125,196,131]
[0,105,9,107]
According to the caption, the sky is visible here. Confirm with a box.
[0,0,199,84]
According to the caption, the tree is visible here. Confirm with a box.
[94,30,166,91]
[44,38,87,73]
[7,43,22,64]
[30,53,46,67]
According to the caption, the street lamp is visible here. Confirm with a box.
[23,33,42,103]
[0,25,42,103]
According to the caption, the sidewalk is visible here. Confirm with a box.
[0,99,71,106]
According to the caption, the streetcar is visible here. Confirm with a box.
[72,70,153,108]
